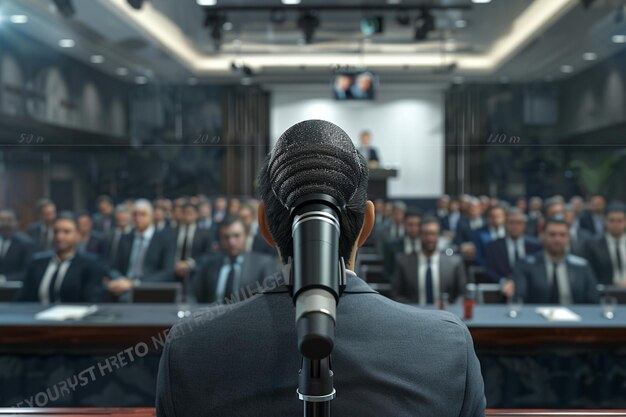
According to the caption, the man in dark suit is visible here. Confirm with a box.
[173,203,212,280]
[382,209,421,278]
[0,209,35,283]
[92,195,115,235]
[27,198,57,251]
[106,199,176,298]
[238,204,277,256]
[472,205,506,266]
[106,205,133,265]
[485,207,542,284]
[156,120,485,417]
[356,130,380,168]
[454,197,484,246]
[393,217,466,304]
[579,195,606,236]
[582,201,626,286]
[513,216,599,304]
[77,212,107,259]
[16,212,106,303]
[525,196,543,237]
[565,204,592,256]
[193,216,276,303]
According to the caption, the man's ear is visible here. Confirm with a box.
[356,200,375,247]
[257,201,277,248]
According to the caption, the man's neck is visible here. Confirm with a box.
[546,251,565,263]
[56,249,75,261]
[608,232,624,240]
[422,249,436,258]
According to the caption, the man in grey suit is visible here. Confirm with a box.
[193,216,276,303]
[393,216,466,304]
[156,120,485,416]
[513,216,599,304]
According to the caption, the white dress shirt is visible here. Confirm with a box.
[505,237,526,267]
[489,226,506,240]
[417,251,440,305]
[544,253,572,304]
[127,225,155,279]
[404,237,420,255]
[606,234,626,284]
[176,224,196,261]
[38,252,76,305]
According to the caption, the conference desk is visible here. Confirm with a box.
[0,303,625,409]
[0,409,625,417]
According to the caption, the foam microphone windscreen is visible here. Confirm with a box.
[267,120,366,210]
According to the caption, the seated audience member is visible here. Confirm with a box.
[435,194,450,221]
[106,199,176,298]
[169,199,186,230]
[157,120,485,416]
[383,209,421,277]
[579,195,606,236]
[454,197,484,247]
[238,204,276,256]
[227,198,241,217]
[393,217,466,304]
[564,204,592,256]
[441,199,461,237]
[76,212,107,259]
[537,197,565,236]
[193,216,276,303]
[16,212,105,303]
[173,203,212,280]
[153,204,169,232]
[473,205,506,265]
[515,197,527,213]
[0,209,35,283]
[381,201,407,242]
[485,207,541,284]
[197,200,214,231]
[569,196,585,220]
[513,216,599,304]
[27,198,57,251]
[582,201,626,286]
[107,204,133,264]
[526,196,543,236]
[92,195,115,235]
[213,197,227,223]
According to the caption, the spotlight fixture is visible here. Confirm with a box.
[127,0,144,10]
[414,8,435,41]
[204,11,227,50]
[297,10,320,44]
[51,0,75,17]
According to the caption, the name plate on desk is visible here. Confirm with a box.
[35,305,98,321]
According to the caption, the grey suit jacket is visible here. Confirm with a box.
[156,272,486,416]
[392,251,466,303]
[193,252,277,303]
[513,253,599,304]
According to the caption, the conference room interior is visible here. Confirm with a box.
[0,0,626,414]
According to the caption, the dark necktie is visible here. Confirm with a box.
[616,239,623,274]
[223,258,237,299]
[180,227,189,261]
[550,262,560,304]
[48,262,62,303]
[513,242,520,265]
[425,257,434,304]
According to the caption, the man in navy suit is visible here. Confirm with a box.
[485,207,541,285]
[156,120,485,416]
[27,199,57,251]
[582,201,626,286]
[513,216,599,304]
[0,209,35,283]
[16,212,106,303]
[579,195,606,236]
[106,199,176,298]
[76,212,108,260]
[173,203,213,280]
[472,205,506,266]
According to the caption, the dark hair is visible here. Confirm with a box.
[544,215,569,231]
[36,198,55,212]
[54,211,79,229]
[76,211,91,219]
[257,120,369,267]
[182,202,198,212]
[96,195,113,205]
[405,209,422,220]
[420,216,440,230]
[486,205,506,217]
[218,216,245,233]
[606,201,626,215]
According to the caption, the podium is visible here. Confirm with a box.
[367,168,398,198]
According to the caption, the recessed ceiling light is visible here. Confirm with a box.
[90,55,105,64]
[59,38,75,48]
[9,15,28,24]
[196,0,217,5]
[612,34,626,43]
[387,0,402,4]
[471,0,492,3]
[455,19,467,28]
[560,65,574,73]
[135,75,148,84]
[116,67,129,76]
[282,0,301,4]
[582,52,597,61]
[222,21,233,31]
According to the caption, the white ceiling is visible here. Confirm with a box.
[3,0,626,85]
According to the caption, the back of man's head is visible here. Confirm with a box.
[258,120,369,266]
